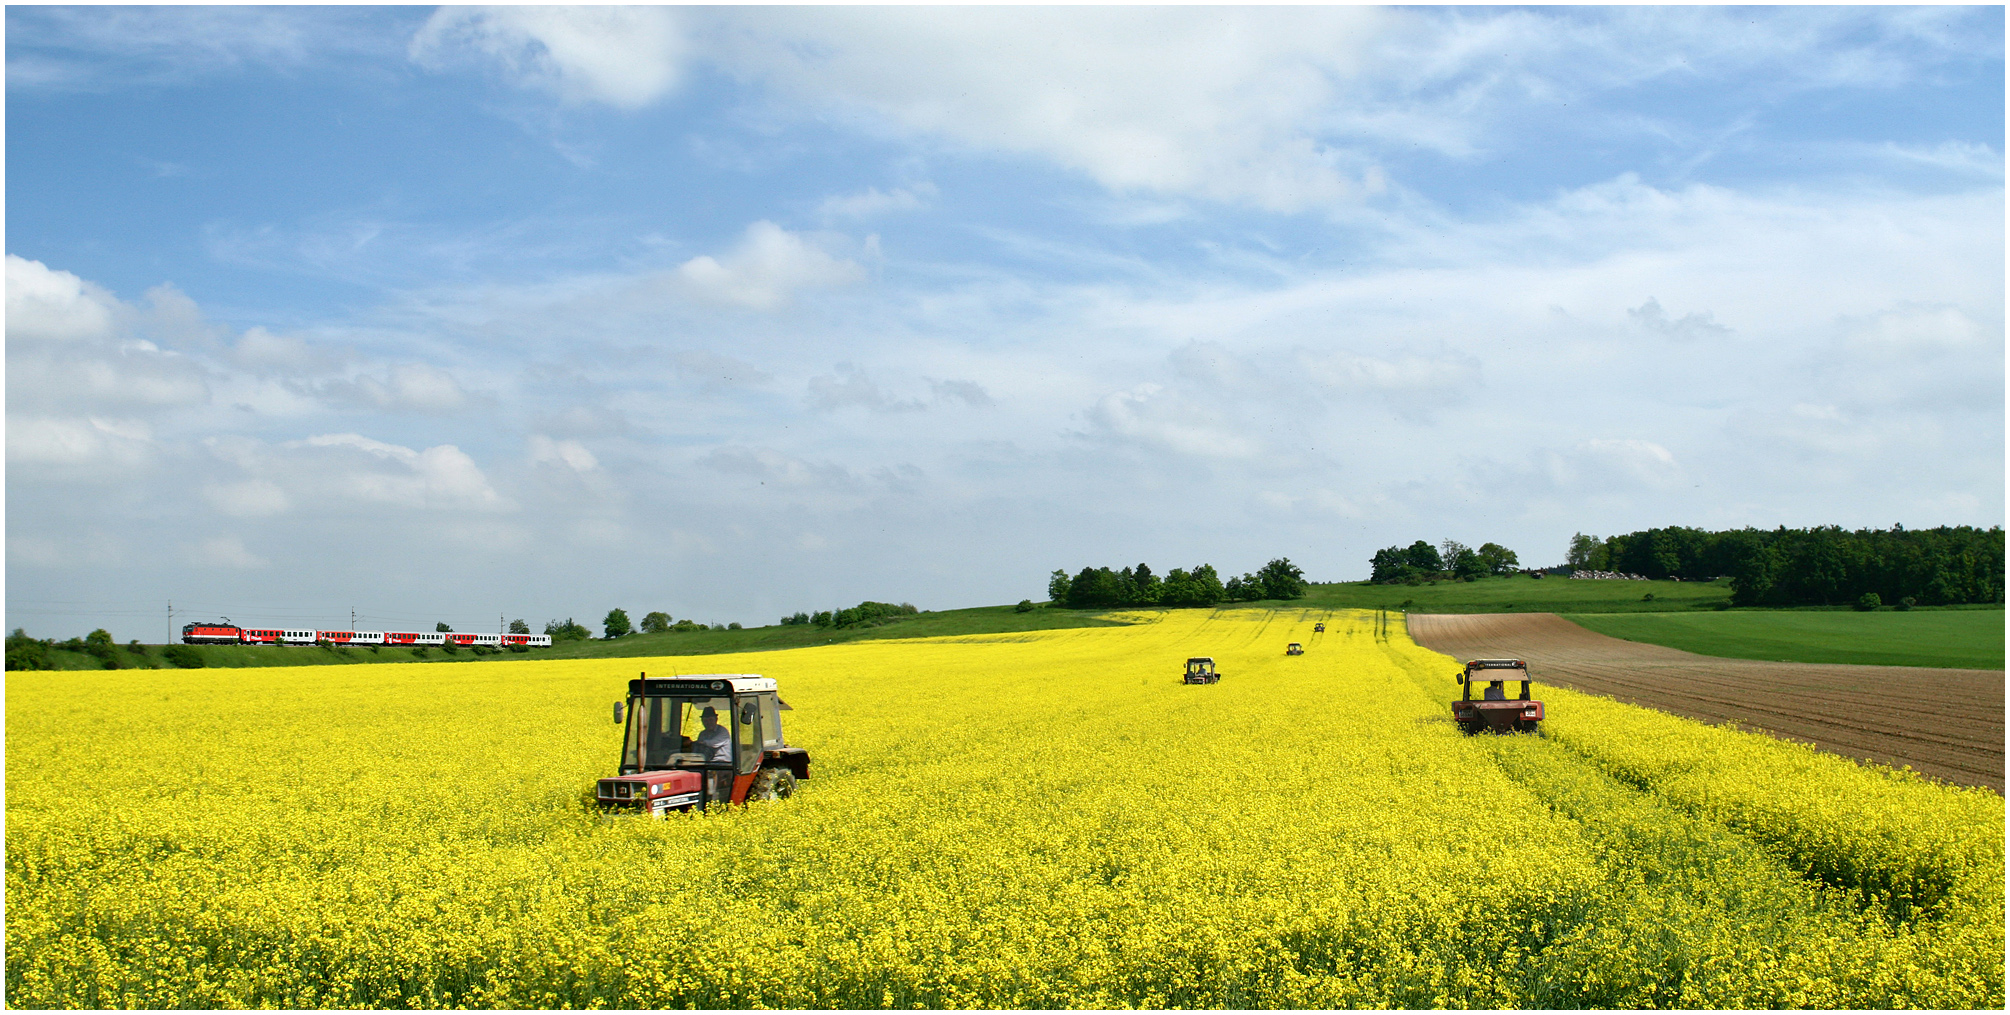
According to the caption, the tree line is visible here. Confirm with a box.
[1566,525,2004,607]
[1369,540,1521,583]
[778,600,922,630]
[1047,558,1308,609]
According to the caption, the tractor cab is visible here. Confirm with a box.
[1183,657,1221,684]
[1285,642,1304,656]
[597,673,811,814]
[1313,622,1325,633]
[1451,659,1544,734]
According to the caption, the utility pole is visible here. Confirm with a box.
[167,599,173,647]
[351,608,356,632]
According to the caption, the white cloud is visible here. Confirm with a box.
[188,535,269,570]
[232,326,345,375]
[409,6,686,108]
[930,379,993,408]
[528,434,597,473]
[807,364,924,413]
[819,183,937,220]
[712,8,1387,212]
[1842,304,1987,351]
[6,415,152,467]
[1627,297,1731,340]
[1085,383,1259,459]
[674,221,867,310]
[297,433,510,511]
[321,364,469,412]
[202,479,292,518]
[7,255,122,342]
[7,7,389,90]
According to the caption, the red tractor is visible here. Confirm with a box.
[1452,659,1544,734]
[596,673,810,814]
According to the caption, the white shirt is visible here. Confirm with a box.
[695,724,731,762]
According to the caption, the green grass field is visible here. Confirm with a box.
[27,574,2001,672]
[1567,610,2005,670]
[1302,574,1734,613]
[29,604,1131,671]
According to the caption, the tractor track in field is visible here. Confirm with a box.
[1406,612,2004,792]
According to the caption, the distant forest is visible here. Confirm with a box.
[1369,539,1521,583]
[1567,525,2004,608]
[1049,559,1308,609]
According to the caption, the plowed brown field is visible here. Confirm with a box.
[1408,612,2004,792]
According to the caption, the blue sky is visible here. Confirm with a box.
[7,6,2003,640]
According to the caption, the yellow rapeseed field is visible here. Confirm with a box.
[7,608,2002,1008]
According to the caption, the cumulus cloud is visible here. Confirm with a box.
[673,221,867,310]
[187,535,268,570]
[528,434,597,473]
[807,364,924,413]
[819,182,938,220]
[668,350,771,389]
[931,379,994,408]
[320,364,469,412]
[409,5,686,108]
[296,433,509,511]
[1085,382,1259,459]
[712,8,1387,212]
[6,255,122,341]
[1628,297,1730,340]
[1299,348,1482,399]
[232,326,346,375]
[700,446,858,491]
[6,416,153,468]
[201,479,291,518]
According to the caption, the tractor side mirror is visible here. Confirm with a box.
[1455,673,1466,684]
[739,703,758,725]
[613,701,624,724]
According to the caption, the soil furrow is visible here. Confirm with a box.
[1407,612,2004,792]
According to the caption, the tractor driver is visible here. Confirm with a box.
[694,706,733,763]
[1482,679,1507,701]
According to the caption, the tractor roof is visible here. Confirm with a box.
[631,674,777,695]
[1465,658,1528,671]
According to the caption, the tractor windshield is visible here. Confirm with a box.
[622,695,733,772]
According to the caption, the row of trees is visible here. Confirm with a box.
[554,611,743,640]
[1369,540,1521,583]
[1565,525,2004,607]
[6,628,203,670]
[779,601,921,629]
[1048,558,1308,609]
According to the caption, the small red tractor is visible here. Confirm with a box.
[1452,659,1544,734]
[596,673,810,814]
[1285,642,1304,656]
[1183,657,1220,684]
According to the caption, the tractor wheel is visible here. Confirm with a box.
[1458,720,1482,736]
[748,766,797,802]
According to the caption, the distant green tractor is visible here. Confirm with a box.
[1183,657,1220,684]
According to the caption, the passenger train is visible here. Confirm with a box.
[181,622,552,648]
